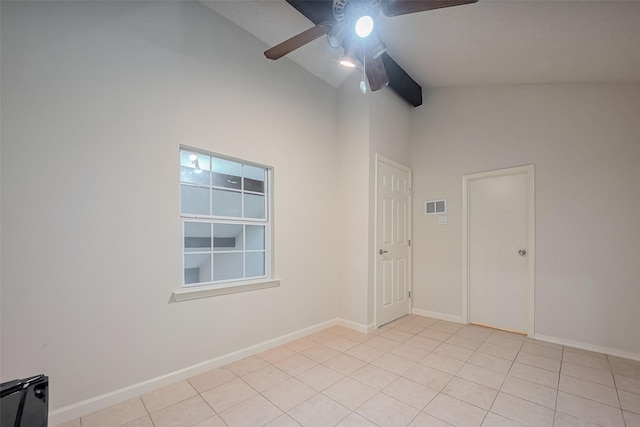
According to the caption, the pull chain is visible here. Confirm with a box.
[360,44,367,94]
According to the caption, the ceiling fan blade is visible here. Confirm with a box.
[380,0,479,17]
[365,55,389,92]
[264,22,332,60]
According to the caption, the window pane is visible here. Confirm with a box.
[180,151,211,186]
[213,224,243,251]
[212,157,242,177]
[181,185,210,215]
[214,253,243,281]
[212,172,241,190]
[184,222,211,252]
[244,165,265,193]
[246,252,265,277]
[244,194,265,219]
[245,225,265,250]
[184,253,212,284]
[212,189,242,217]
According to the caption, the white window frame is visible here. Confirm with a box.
[173,146,279,301]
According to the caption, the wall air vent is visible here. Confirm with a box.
[425,199,447,215]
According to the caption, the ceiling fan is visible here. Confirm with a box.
[264,0,479,106]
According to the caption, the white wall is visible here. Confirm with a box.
[411,84,640,355]
[1,0,340,413]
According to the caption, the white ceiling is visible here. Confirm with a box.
[203,0,640,90]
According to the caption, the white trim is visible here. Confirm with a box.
[374,154,413,328]
[462,165,535,337]
[337,318,377,333]
[411,308,465,324]
[50,317,353,425]
[534,333,640,363]
[172,278,281,301]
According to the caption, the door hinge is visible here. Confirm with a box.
[409,291,411,298]
[408,239,411,247]
[408,187,412,196]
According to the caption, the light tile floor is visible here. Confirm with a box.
[56,315,640,427]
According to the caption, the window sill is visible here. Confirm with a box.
[172,279,281,302]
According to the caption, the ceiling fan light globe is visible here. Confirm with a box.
[355,15,374,38]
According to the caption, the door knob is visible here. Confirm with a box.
[379,249,389,255]
[518,249,527,256]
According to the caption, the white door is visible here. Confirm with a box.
[466,167,533,334]
[376,157,411,326]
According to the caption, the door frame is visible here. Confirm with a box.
[461,164,535,337]
[374,154,413,327]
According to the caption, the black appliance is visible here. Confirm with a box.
[0,375,48,427]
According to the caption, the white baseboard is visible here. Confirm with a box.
[336,318,376,333]
[412,308,465,324]
[49,318,340,426]
[534,333,640,363]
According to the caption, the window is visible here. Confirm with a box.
[180,148,271,288]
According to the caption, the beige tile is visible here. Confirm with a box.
[192,416,228,427]
[620,390,640,414]
[434,343,475,362]
[323,377,378,410]
[219,394,283,427]
[394,322,428,334]
[391,342,433,362]
[260,345,298,364]
[500,376,557,409]
[508,362,559,389]
[141,380,197,413]
[242,364,290,392]
[553,411,600,427]
[381,328,415,342]
[624,410,640,427]
[301,344,341,363]
[430,321,464,334]
[188,368,236,393]
[485,332,525,350]
[491,392,554,427]
[445,335,484,351]
[351,364,399,390]
[610,358,640,380]
[201,378,257,413]
[481,412,524,427]
[346,344,386,363]
[456,363,506,390]
[563,346,606,360]
[524,338,562,350]
[81,398,148,427]
[477,342,519,361]
[325,336,360,352]
[227,355,271,377]
[403,364,453,391]
[615,374,640,394]
[365,336,402,352]
[443,376,498,410]
[424,393,487,427]
[288,394,351,427]
[121,416,154,427]
[515,352,561,372]
[561,361,615,387]
[563,351,611,370]
[54,419,81,427]
[265,414,302,427]
[307,331,339,343]
[262,378,316,412]
[520,342,562,360]
[296,364,344,391]
[469,351,513,374]
[325,325,352,336]
[150,396,215,427]
[273,353,317,376]
[372,352,416,375]
[343,330,370,343]
[559,374,619,407]
[357,393,420,426]
[405,336,441,352]
[286,338,318,353]
[418,328,452,342]
[408,412,455,426]
[455,325,493,341]
[421,352,465,375]
[556,391,625,427]
[336,413,378,427]
[323,353,367,376]
[383,377,439,410]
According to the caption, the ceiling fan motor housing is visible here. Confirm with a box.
[333,0,380,22]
